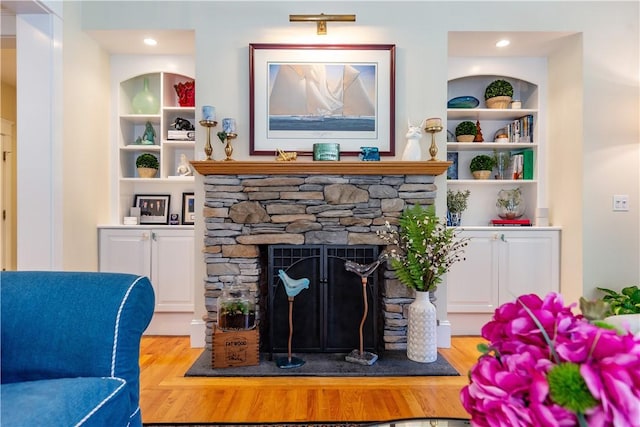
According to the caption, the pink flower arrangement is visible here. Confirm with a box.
[461,292,640,427]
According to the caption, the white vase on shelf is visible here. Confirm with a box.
[406,290,438,363]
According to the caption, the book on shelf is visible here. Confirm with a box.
[506,114,534,143]
[491,218,532,226]
[511,149,534,180]
[447,152,458,179]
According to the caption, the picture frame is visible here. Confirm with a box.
[249,43,396,156]
[182,192,195,225]
[134,194,170,225]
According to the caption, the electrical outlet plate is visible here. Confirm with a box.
[613,195,629,211]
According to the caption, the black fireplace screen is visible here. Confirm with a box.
[267,245,379,355]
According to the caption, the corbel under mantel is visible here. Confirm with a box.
[191,160,451,176]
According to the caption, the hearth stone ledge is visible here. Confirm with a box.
[194,161,449,352]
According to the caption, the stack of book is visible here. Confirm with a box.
[506,114,534,143]
[491,218,532,226]
[511,149,534,180]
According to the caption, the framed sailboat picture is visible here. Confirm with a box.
[249,44,396,156]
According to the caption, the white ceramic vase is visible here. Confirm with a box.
[407,290,438,363]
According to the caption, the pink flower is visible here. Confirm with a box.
[461,292,640,427]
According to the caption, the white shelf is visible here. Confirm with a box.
[447,108,537,120]
[447,142,536,151]
[448,179,538,185]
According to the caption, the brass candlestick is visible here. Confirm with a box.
[222,132,237,161]
[199,120,218,160]
[425,124,443,161]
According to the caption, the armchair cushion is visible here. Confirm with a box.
[1,271,154,426]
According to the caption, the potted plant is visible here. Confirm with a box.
[496,187,525,219]
[484,79,514,109]
[377,204,468,362]
[135,153,159,178]
[447,189,470,226]
[597,285,640,334]
[469,154,495,180]
[455,121,477,142]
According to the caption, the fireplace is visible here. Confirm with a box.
[265,244,380,356]
[192,160,450,351]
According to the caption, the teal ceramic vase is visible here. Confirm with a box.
[131,77,159,114]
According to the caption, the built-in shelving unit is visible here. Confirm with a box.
[446,63,546,227]
[110,55,196,224]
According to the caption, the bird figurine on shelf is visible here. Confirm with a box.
[278,270,310,297]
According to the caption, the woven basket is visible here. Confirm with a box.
[137,167,157,178]
[456,135,475,143]
[486,96,512,109]
[472,170,492,180]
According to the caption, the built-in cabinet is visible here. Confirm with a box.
[445,58,560,335]
[98,226,195,335]
[447,228,560,334]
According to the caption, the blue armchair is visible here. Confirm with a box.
[1,271,155,426]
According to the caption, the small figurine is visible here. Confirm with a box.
[176,154,193,176]
[141,121,156,144]
[171,117,195,131]
[276,149,297,161]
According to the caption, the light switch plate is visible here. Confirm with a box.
[613,195,629,211]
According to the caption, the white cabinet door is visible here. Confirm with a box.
[151,229,194,312]
[99,228,151,276]
[499,230,559,304]
[447,231,500,313]
[448,229,560,313]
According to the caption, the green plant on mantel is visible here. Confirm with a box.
[455,121,477,137]
[484,79,514,99]
[135,153,159,169]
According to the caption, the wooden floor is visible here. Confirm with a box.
[139,336,484,424]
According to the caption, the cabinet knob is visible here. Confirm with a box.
[142,232,149,240]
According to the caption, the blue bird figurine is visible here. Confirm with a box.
[278,270,310,298]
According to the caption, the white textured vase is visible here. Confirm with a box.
[402,138,422,161]
[407,290,438,363]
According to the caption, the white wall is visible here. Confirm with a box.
[61,2,110,270]
[35,2,638,307]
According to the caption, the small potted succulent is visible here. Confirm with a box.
[469,154,495,180]
[484,79,514,109]
[447,189,470,226]
[135,153,159,178]
[455,121,477,142]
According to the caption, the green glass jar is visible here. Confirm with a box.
[217,284,256,331]
[131,77,159,114]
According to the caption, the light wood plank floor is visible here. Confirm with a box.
[139,336,484,424]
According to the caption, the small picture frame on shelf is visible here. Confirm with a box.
[182,192,195,225]
[447,152,459,180]
[134,194,171,225]
[169,214,180,225]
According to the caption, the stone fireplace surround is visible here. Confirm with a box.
[191,161,450,351]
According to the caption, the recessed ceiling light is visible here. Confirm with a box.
[496,39,510,48]
[143,38,157,46]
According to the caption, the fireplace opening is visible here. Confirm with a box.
[260,245,381,356]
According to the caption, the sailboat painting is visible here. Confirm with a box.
[250,44,395,156]
[268,63,376,132]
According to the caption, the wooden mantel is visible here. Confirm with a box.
[191,160,451,176]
